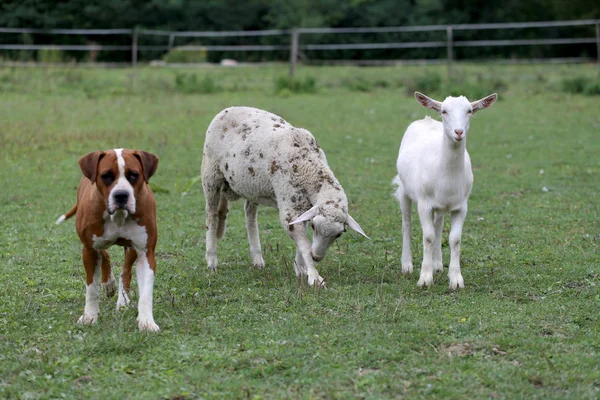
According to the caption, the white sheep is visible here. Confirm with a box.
[393,91,497,289]
[201,106,368,286]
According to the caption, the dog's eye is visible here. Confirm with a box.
[100,172,114,185]
[127,171,139,183]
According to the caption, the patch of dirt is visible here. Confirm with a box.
[443,342,475,357]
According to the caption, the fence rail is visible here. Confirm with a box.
[0,19,599,78]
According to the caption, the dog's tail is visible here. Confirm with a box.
[56,203,77,225]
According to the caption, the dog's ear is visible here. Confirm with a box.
[134,151,159,182]
[78,151,105,182]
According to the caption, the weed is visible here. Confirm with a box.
[561,76,600,96]
[164,45,208,64]
[274,75,318,95]
[175,72,221,94]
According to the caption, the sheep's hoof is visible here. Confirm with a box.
[252,256,265,269]
[401,263,413,274]
[308,275,326,288]
[449,274,464,290]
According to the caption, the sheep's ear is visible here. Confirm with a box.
[414,91,442,112]
[346,214,370,239]
[289,206,319,226]
[471,93,498,113]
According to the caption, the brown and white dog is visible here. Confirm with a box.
[57,149,160,332]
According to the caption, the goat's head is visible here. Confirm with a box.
[289,205,369,262]
[415,91,497,143]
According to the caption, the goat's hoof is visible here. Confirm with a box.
[401,263,413,274]
[207,264,218,272]
[433,262,444,273]
[449,274,464,290]
[138,318,160,332]
[77,313,98,326]
[417,275,434,287]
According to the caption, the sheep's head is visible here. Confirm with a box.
[289,205,368,262]
[415,91,497,143]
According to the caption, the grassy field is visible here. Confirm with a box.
[0,63,599,399]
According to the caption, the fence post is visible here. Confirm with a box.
[289,28,299,78]
[446,26,454,65]
[168,33,175,52]
[596,21,600,66]
[131,27,138,87]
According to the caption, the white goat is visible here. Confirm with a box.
[201,106,368,286]
[393,91,497,289]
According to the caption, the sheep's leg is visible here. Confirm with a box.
[245,200,265,268]
[399,194,413,274]
[417,202,435,287]
[448,209,466,290]
[216,192,229,240]
[433,211,444,273]
[283,215,324,286]
[294,247,306,277]
[203,184,222,271]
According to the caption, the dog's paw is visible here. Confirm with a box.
[103,278,117,298]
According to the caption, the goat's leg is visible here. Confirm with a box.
[448,209,466,289]
[417,202,435,287]
[433,211,444,273]
[245,200,265,268]
[399,194,413,274]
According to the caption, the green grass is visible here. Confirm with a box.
[1,63,599,399]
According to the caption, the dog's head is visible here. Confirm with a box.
[79,149,159,215]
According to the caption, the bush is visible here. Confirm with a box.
[343,77,372,92]
[404,73,443,95]
[274,75,317,95]
[175,73,221,94]
[405,72,506,99]
[562,76,600,96]
[164,45,208,64]
[38,47,69,64]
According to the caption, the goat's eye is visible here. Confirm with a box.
[311,223,315,230]
[336,232,343,239]
[127,171,139,184]
[467,110,473,114]
[100,171,114,185]
[441,110,448,115]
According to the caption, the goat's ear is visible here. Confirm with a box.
[471,93,498,113]
[289,206,319,226]
[346,214,370,239]
[414,91,442,112]
[133,150,159,182]
[78,151,105,182]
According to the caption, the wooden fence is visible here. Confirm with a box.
[0,19,598,78]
